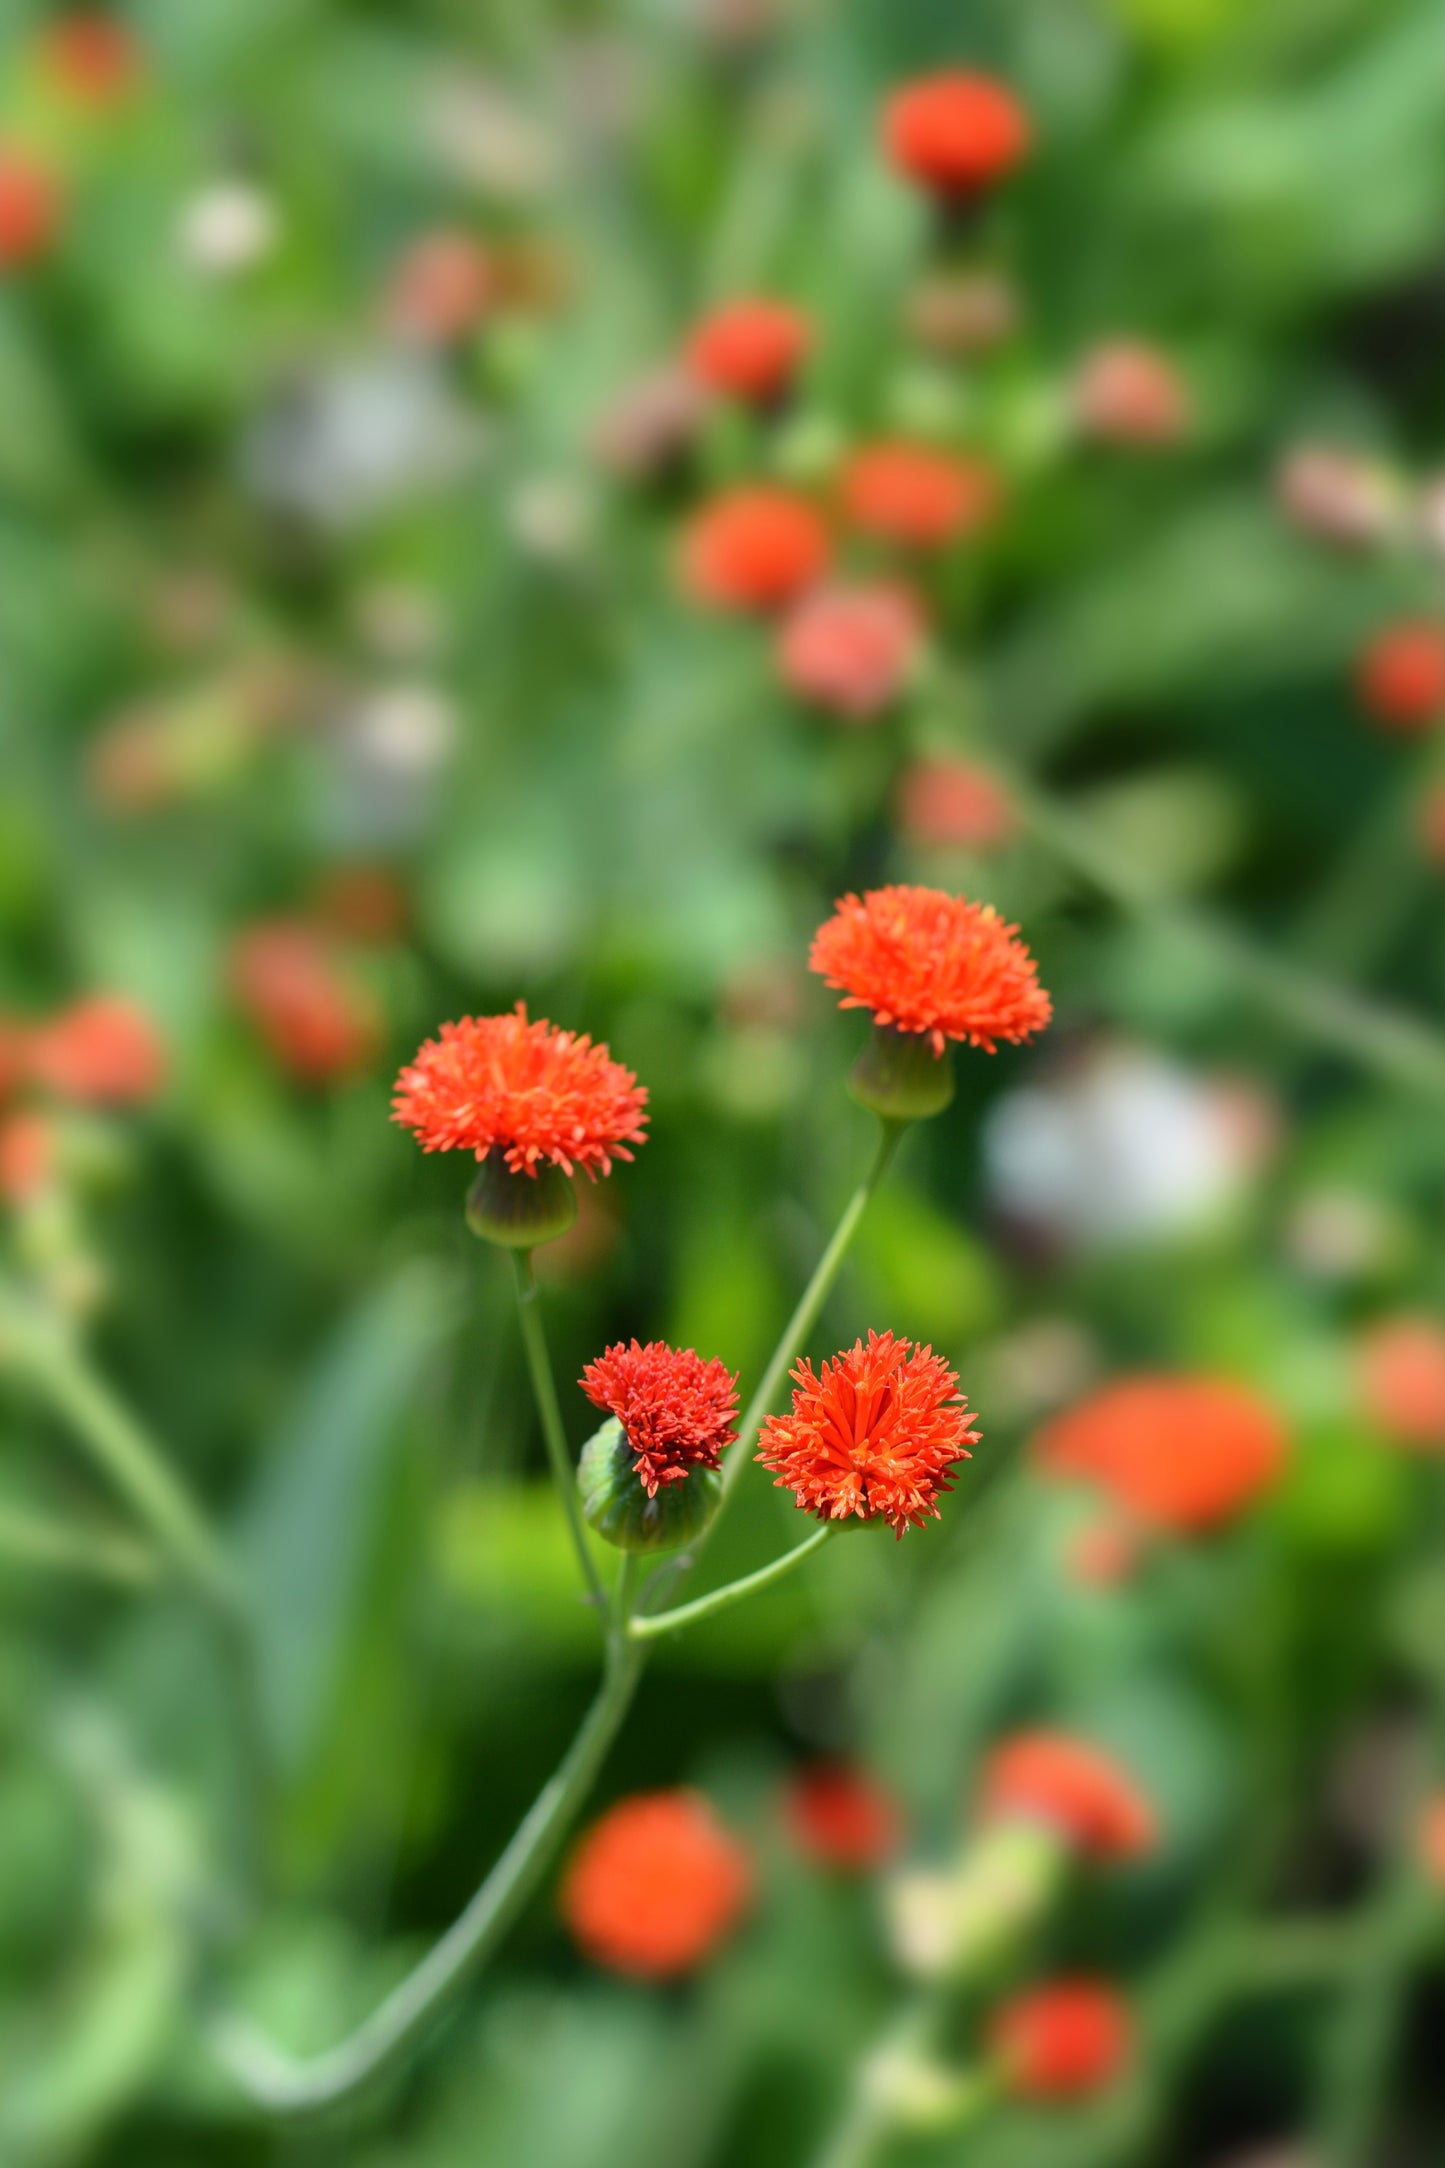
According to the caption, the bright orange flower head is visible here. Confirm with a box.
[783,1762,904,1870]
[757,1328,978,1536]
[980,1731,1156,1859]
[1418,1794,1445,1888]
[1358,1316,1445,1451]
[1357,622,1445,731]
[680,486,830,611]
[230,920,379,1087]
[27,996,166,1107]
[810,885,1051,1057]
[895,757,1015,852]
[0,148,61,268]
[990,1978,1133,2101]
[841,442,999,551]
[882,73,1032,201]
[393,1003,648,1179]
[686,297,812,405]
[561,1790,752,1978]
[580,1340,740,1497]
[41,13,142,105]
[777,582,922,721]
[1035,1374,1287,1534]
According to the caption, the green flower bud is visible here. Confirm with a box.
[465,1150,577,1249]
[577,1418,722,1554]
[848,1022,955,1123]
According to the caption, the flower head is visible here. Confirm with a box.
[680,486,830,611]
[757,1329,978,1536]
[841,442,999,551]
[990,1979,1133,2101]
[561,1790,752,1977]
[1072,341,1190,447]
[385,231,496,344]
[776,582,922,720]
[393,1004,647,1179]
[230,920,378,1087]
[27,997,166,1107]
[1357,621,1445,731]
[895,757,1015,852]
[0,148,61,269]
[783,1763,904,1870]
[980,1731,1156,1860]
[1274,445,1399,550]
[1035,1374,1287,1533]
[686,297,811,405]
[1418,1795,1445,1889]
[810,885,1051,1056]
[882,73,1031,200]
[41,13,142,105]
[1358,1316,1445,1451]
[580,1340,739,1497]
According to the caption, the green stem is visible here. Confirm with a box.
[510,1250,607,1621]
[0,1499,158,1587]
[210,1636,644,2115]
[630,1524,834,1640]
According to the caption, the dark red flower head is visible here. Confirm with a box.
[0,148,61,269]
[783,1762,904,1869]
[980,1731,1156,1859]
[27,996,166,1107]
[230,920,378,1087]
[777,582,923,721]
[1357,621,1445,731]
[580,1340,740,1497]
[393,1003,648,1179]
[42,14,142,105]
[990,1978,1132,2101]
[680,486,830,611]
[882,73,1032,200]
[686,297,812,405]
[810,884,1051,1056]
[841,442,999,551]
[562,1789,752,1977]
[1035,1374,1287,1533]
[757,1328,978,1536]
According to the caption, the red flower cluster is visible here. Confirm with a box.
[882,73,1031,201]
[980,1731,1156,1859]
[990,1979,1132,2101]
[580,1339,740,1496]
[895,757,1015,852]
[757,1328,978,1536]
[783,1763,904,1869]
[1357,621,1445,730]
[1357,1316,1445,1451]
[686,298,812,405]
[26,996,167,1107]
[561,1790,752,1977]
[230,920,378,1087]
[1035,1374,1287,1534]
[680,487,830,611]
[1072,341,1189,447]
[0,148,61,268]
[393,1003,648,1178]
[41,13,142,105]
[777,583,922,721]
[810,884,1052,1056]
[840,442,999,551]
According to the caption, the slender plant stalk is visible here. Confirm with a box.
[510,1249,608,1620]
[630,1524,834,1639]
[0,1499,159,1587]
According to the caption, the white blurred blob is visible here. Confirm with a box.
[507,476,596,564]
[984,1041,1265,1251]
[178,180,279,277]
[1283,1186,1394,1284]
[241,358,483,531]
[328,682,459,846]
[427,75,559,198]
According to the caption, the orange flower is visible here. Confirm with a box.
[580,1340,739,1497]
[757,1328,978,1536]
[810,885,1051,1057]
[1418,1794,1445,1888]
[895,757,1015,851]
[1035,1375,1287,1534]
[680,486,830,611]
[882,73,1031,200]
[980,1731,1156,1859]
[777,583,922,720]
[1357,622,1445,731]
[561,1790,752,1977]
[41,13,141,105]
[231,920,378,1087]
[990,1978,1132,2101]
[0,1111,54,1205]
[685,297,811,405]
[393,1002,647,1178]
[841,442,999,550]
[27,997,166,1107]
[1072,341,1190,447]
[1357,1316,1445,1451]
[385,231,495,344]
[0,148,61,269]
[783,1763,904,1869]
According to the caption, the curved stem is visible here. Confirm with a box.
[510,1251,607,1621]
[210,1637,644,2115]
[630,1524,834,1640]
